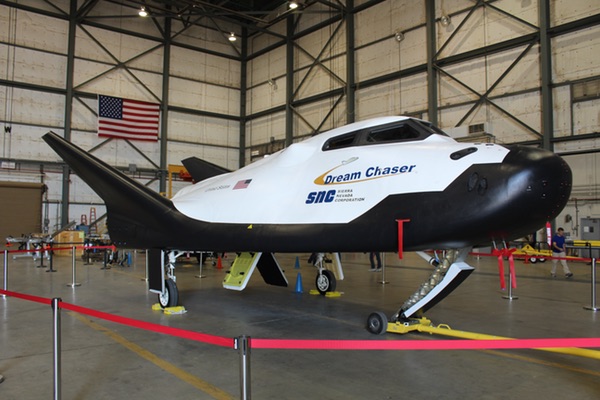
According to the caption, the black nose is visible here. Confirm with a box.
[502,145,572,223]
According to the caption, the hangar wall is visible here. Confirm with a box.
[0,0,598,240]
[245,0,600,240]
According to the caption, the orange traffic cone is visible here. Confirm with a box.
[217,255,223,269]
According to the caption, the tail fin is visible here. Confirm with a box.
[43,132,176,247]
[181,156,230,183]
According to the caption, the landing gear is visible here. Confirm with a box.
[311,252,339,295]
[315,270,336,295]
[158,278,179,308]
[151,250,181,309]
[366,248,475,334]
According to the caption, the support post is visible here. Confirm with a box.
[237,335,251,400]
[584,257,599,311]
[195,252,206,279]
[52,297,62,400]
[142,249,148,281]
[378,253,389,285]
[67,246,80,287]
[47,241,56,272]
[502,259,518,301]
[3,250,7,296]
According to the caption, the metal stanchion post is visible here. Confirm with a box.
[67,246,81,287]
[3,250,8,296]
[502,266,518,300]
[52,297,62,400]
[196,253,206,279]
[142,249,148,281]
[236,335,251,400]
[36,245,45,269]
[378,253,389,285]
[584,257,598,311]
[46,242,56,272]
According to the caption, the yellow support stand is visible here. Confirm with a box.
[386,317,600,360]
[309,289,343,297]
[151,303,187,314]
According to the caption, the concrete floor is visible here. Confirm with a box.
[1,249,599,399]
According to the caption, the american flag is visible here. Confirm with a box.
[233,179,252,190]
[98,95,160,141]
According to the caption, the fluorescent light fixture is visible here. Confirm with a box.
[139,7,148,17]
[289,1,299,9]
[228,32,237,42]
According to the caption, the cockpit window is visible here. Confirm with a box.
[366,124,420,143]
[322,133,357,150]
[414,120,449,137]
[322,119,448,151]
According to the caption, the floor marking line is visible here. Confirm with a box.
[482,349,600,377]
[70,312,236,400]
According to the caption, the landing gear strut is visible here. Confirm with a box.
[311,252,337,295]
[366,248,474,334]
[159,251,181,307]
[159,278,179,308]
[148,250,181,308]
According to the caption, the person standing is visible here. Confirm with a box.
[369,252,382,272]
[551,227,573,278]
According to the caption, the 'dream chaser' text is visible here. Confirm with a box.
[323,164,416,184]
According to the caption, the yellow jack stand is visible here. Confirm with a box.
[309,289,343,297]
[152,303,187,314]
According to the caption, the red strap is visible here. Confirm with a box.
[396,219,410,259]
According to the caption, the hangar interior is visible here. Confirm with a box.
[0,0,599,399]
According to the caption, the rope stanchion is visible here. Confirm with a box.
[502,250,518,300]
[584,257,599,312]
[52,298,62,400]
[3,250,8,295]
[67,246,81,287]
[236,336,251,400]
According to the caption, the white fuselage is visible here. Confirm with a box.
[172,117,509,224]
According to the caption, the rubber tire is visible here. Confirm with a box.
[539,258,546,263]
[367,312,388,335]
[315,270,336,295]
[158,279,179,308]
[528,257,537,264]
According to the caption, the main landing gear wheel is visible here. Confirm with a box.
[366,312,388,335]
[158,279,179,308]
[315,270,336,295]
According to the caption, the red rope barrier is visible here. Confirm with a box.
[250,337,600,351]
[0,289,232,348]
[0,289,52,306]
[2,289,599,352]
[61,302,233,348]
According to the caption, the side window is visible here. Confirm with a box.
[366,124,420,143]
[323,133,357,151]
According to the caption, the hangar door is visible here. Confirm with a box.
[0,182,45,248]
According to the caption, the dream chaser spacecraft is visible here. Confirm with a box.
[43,116,571,331]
